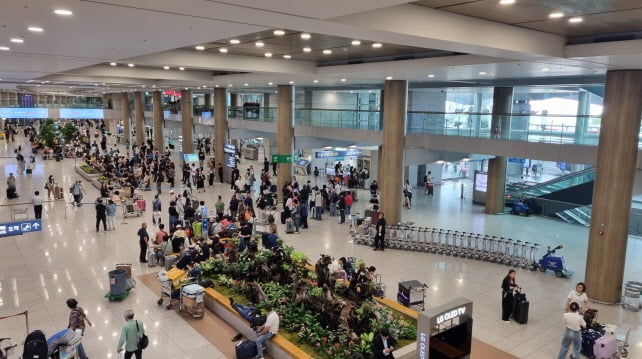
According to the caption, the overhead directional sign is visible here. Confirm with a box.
[272,154,299,163]
[0,219,42,237]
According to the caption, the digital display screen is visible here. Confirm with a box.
[183,153,198,162]
[297,159,308,166]
[0,108,48,119]
[59,108,104,119]
[474,172,487,192]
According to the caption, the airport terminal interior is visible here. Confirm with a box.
[1,1,642,358]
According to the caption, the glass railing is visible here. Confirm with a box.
[228,107,276,122]
[0,101,103,109]
[295,109,381,130]
[506,167,595,202]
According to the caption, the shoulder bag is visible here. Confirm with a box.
[136,320,148,350]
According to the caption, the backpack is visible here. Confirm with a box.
[23,330,48,359]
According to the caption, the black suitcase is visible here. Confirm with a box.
[581,329,602,358]
[26,168,32,174]
[235,340,258,359]
[280,211,287,224]
[512,292,529,324]
[23,330,48,359]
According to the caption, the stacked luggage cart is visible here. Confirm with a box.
[351,220,540,269]
[157,268,204,319]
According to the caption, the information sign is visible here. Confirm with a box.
[271,154,299,163]
[0,219,43,237]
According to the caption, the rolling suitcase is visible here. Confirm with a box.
[582,329,602,358]
[235,340,258,359]
[136,198,146,211]
[285,220,295,233]
[374,274,386,298]
[593,335,617,359]
[165,254,179,270]
[23,330,48,359]
[147,250,156,267]
[512,291,529,324]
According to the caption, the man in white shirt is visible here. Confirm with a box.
[255,304,279,359]
[32,191,43,219]
[556,302,586,359]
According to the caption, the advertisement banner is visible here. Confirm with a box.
[0,108,48,119]
[59,108,104,119]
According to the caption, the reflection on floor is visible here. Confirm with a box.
[0,137,640,359]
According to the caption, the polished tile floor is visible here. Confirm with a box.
[0,137,640,359]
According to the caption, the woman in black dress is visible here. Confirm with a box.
[501,269,518,322]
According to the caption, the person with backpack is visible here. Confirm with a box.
[117,309,146,359]
[152,195,162,226]
[67,298,91,359]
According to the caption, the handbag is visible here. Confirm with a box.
[136,320,148,350]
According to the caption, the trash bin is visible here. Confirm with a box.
[622,281,642,311]
[109,270,127,297]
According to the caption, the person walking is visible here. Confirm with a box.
[152,195,162,226]
[255,304,279,359]
[32,191,43,219]
[215,195,225,220]
[137,223,149,263]
[106,199,117,230]
[338,194,346,224]
[117,309,145,359]
[70,180,85,206]
[556,302,586,359]
[217,163,224,184]
[66,298,91,359]
[45,175,55,199]
[95,198,107,232]
[501,270,518,322]
[374,212,386,251]
[403,179,413,209]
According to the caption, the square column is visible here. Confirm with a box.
[277,84,294,203]
[586,70,642,303]
[152,91,164,151]
[380,80,407,224]
[121,93,131,148]
[134,91,145,148]
[485,87,513,214]
[181,89,193,154]
[214,88,229,180]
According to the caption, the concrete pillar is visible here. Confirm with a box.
[380,80,407,224]
[263,93,272,108]
[277,84,294,203]
[109,93,121,145]
[586,71,642,303]
[181,89,193,153]
[214,88,229,180]
[152,91,164,151]
[134,91,145,147]
[472,91,484,137]
[485,87,513,214]
[574,90,590,144]
[102,94,111,131]
[121,93,131,147]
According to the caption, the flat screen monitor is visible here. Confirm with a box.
[183,153,198,162]
[474,172,487,192]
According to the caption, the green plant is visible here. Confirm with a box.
[60,122,77,143]
[80,163,97,174]
[39,119,58,147]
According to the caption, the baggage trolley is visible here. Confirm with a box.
[122,199,142,218]
[180,283,205,319]
[397,280,427,311]
[157,268,188,310]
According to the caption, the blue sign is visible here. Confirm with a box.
[183,153,198,162]
[202,218,209,233]
[226,154,237,168]
[0,108,48,119]
[59,108,104,119]
[200,206,209,216]
[508,157,525,164]
[0,219,42,237]
[224,144,236,154]
[315,149,362,158]
[201,111,212,119]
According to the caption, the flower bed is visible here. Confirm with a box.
[200,245,416,359]
[79,162,98,175]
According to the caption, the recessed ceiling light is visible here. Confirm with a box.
[372,43,383,48]
[385,76,393,80]
[255,41,265,47]
[549,12,564,18]
[0,46,9,51]
[184,87,188,90]
[303,47,311,53]
[323,49,332,55]
[265,52,272,58]
[351,40,361,46]
[340,78,347,82]
[128,63,135,68]
[244,83,249,87]
[54,9,73,16]
[28,27,43,32]
[273,30,285,36]
[542,67,550,72]
[228,84,233,87]
[479,71,487,75]
[163,66,170,70]
[109,62,117,66]
[195,45,205,51]
[230,39,240,45]
[300,33,311,40]
[568,17,583,23]
[219,48,228,53]
[313,79,319,83]
[268,82,273,85]
[179,67,185,71]
[283,54,291,59]
[499,0,515,5]
[215,85,219,88]
[428,74,435,78]
[10,38,24,44]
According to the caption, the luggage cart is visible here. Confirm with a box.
[122,199,142,218]
[180,283,205,319]
[157,268,188,310]
[397,280,427,311]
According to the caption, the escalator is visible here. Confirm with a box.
[555,206,592,227]
[506,167,595,203]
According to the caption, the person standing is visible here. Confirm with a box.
[217,163,224,184]
[215,195,225,220]
[32,191,43,219]
[374,212,386,251]
[106,200,117,231]
[95,198,107,232]
[403,179,413,209]
[344,191,353,215]
[137,223,149,263]
[338,194,346,224]
[566,282,589,313]
[263,157,270,174]
[372,327,397,359]
[152,195,162,226]
[117,309,145,359]
[255,304,279,359]
[501,270,518,322]
[556,302,586,359]
[6,173,18,199]
[66,298,91,359]
[45,175,55,199]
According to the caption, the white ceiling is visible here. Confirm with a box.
[0,0,640,95]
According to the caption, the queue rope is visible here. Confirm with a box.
[0,310,29,334]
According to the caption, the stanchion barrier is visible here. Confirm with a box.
[0,310,29,334]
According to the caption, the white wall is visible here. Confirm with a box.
[408,89,447,112]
